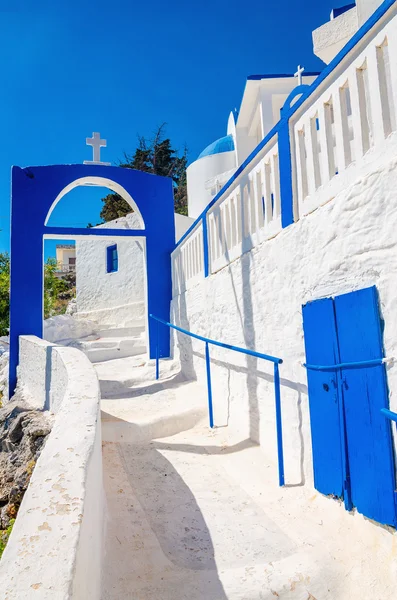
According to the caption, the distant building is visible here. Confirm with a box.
[55,244,76,276]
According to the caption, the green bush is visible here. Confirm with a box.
[0,519,15,559]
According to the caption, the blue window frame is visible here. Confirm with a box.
[106,244,118,273]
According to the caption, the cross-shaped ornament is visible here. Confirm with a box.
[84,132,111,166]
[294,65,305,87]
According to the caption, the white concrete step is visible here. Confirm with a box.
[85,339,146,363]
[97,325,145,338]
[73,327,147,363]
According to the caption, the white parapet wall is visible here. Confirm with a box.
[0,336,103,599]
[171,153,397,488]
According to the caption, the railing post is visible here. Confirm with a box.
[274,362,285,486]
[155,318,160,380]
[205,341,214,428]
[278,116,295,229]
[202,213,209,277]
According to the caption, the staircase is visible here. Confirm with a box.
[71,323,146,363]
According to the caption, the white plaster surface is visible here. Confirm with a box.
[187,151,237,219]
[312,6,358,64]
[172,154,397,515]
[0,336,103,599]
[16,336,68,412]
[43,314,98,344]
[75,213,146,328]
[357,0,384,25]
[175,213,195,241]
[99,353,397,599]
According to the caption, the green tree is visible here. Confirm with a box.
[100,124,188,222]
[0,254,76,334]
[0,253,10,336]
[43,258,70,319]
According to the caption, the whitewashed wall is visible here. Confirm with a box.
[172,154,397,489]
[0,336,103,599]
[75,213,145,328]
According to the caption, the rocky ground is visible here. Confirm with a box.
[0,401,52,535]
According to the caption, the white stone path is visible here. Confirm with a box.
[97,355,397,600]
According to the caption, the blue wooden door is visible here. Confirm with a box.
[302,298,344,498]
[334,287,396,526]
[303,287,397,527]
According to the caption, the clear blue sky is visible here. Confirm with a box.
[0,0,344,257]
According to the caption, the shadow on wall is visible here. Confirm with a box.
[200,176,308,483]
[192,349,308,487]
[172,291,196,380]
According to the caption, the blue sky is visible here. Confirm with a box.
[0,0,344,257]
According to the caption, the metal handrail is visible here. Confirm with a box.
[304,358,385,371]
[149,313,285,487]
[381,408,397,424]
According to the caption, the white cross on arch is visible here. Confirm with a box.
[294,65,305,86]
[84,132,111,166]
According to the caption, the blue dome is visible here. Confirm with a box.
[198,134,235,159]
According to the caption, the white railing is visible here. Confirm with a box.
[172,221,204,296]
[56,263,76,273]
[172,1,397,294]
[208,135,280,274]
[292,4,397,216]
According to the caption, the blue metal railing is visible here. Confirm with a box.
[381,408,397,424]
[149,314,285,486]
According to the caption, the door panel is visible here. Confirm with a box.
[334,286,396,526]
[302,298,344,497]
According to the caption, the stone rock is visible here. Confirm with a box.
[0,400,51,532]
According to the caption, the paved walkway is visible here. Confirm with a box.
[98,355,396,600]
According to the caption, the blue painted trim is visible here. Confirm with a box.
[149,314,283,364]
[176,0,396,253]
[205,342,214,428]
[281,85,311,116]
[106,244,118,273]
[150,313,284,483]
[155,319,160,380]
[274,363,285,486]
[381,408,397,423]
[304,358,384,370]
[202,215,209,277]
[44,226,145,237]
[247,73,321,81]
[176,122,281,249]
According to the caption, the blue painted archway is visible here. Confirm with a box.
[9,164,175,396]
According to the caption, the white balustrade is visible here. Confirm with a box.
[172,222,204,296]
[207,136,281,274]
[292,5,397,217]
[172,2,397,296]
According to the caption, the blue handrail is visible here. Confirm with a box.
[381,408,397,424]
[149,314,285,487]
[304,358,384,371]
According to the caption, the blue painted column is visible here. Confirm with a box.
[202,213,209,277]
[278,117,295,229]
[8,164,176,397]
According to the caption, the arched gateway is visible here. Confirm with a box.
[8,163,175,396]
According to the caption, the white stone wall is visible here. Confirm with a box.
[0,336,103,599]
[357,0,384,26]
[75,213,146,328]
[313,7,359,64]
[172,155,397,489]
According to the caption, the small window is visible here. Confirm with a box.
[106,244,118,273]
